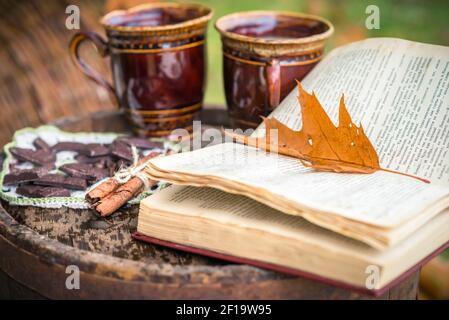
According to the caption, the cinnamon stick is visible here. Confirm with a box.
[85,179,120,204]
[86,151,160,204]
[89,151,160,217]
[95,177,144,216]
[95,176,158,217]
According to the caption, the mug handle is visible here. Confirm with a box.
[69,32,118,105]
[264,58,282,111]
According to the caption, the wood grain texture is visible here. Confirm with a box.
[0,0,113,146]
[0,110,419,299]
[0,203,419,299]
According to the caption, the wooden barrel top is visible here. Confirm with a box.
[0,108,419,299]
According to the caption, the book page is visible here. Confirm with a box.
[259,38,449,185]
[147,38,449,231]
[141,184,373,252]
[149,143,449,228]
[140,185,449,288]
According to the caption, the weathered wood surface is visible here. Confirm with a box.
[0,110,419,299]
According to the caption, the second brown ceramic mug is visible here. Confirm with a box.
[215,11,333,128]
[70,3,213,136]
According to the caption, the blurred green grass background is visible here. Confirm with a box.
[189,0,449,105]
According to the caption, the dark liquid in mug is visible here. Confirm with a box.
[227,16,329,39]
[222,15,329,128]
[103,6,210,135]
[106,8,205,27]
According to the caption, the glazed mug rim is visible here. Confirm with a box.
[215,10,334,45]
[101,2,214,33]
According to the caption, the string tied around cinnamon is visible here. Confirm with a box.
[113,146,152,189]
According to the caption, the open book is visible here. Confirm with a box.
[137,38,449,293]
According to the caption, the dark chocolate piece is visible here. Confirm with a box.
[52,142,86,153]
[79,143,110,157]
[3,167,50,185]
[33,174,87,190]
[75,154,97,164]
[75,155,113,166]
[117,137,164,150]
[110,141,133,161]
[40,163,57,171]
[95,157,115,170]
[75,155,115,171]
[10,147,55,165]
[16,185,71,198]
[59,163,108,182]
[33,137,51,150]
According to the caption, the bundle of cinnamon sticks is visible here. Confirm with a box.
[86,152,160,217]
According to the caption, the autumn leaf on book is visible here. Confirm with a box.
[225,81,429,183]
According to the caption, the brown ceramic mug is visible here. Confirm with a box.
[215,11,333,128]
[69,3,213,137]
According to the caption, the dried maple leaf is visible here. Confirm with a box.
[225,81,429,183]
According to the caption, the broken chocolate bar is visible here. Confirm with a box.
[59,163,108,182]
[110,141,133,161]
[33,174,87,190]
[75,155,114,168]
[16,185,71,198]
[33,137,50,150]
[3,134,164,202]
[117,137,164,150]
[51,142,86,153]
[39,163,56,171]
[72,149,118,181]
[10,147,55,165]
[79,143,110,157]
[3,167,50,185]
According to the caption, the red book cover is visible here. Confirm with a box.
[133,232,449,297]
